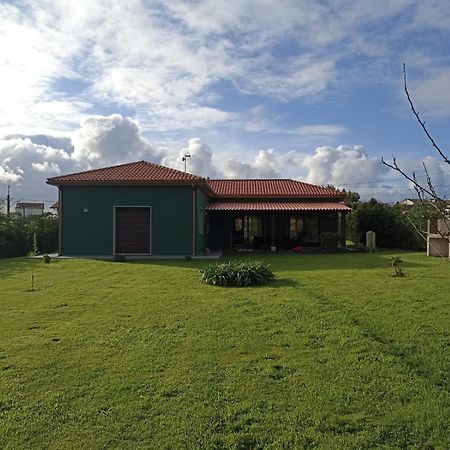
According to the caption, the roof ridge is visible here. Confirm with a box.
[47,160,205,182]
[47,160,147,180]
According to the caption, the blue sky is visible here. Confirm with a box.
[1,0,450,205]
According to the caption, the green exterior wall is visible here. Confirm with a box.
[60,185,194,256]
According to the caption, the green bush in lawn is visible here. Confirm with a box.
[200,260,276,287]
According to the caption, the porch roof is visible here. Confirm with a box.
[206,201,351,212]
[208,179,344,198]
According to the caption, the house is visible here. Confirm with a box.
[399,198,423,207]
[15,202,44,217]
[47,161,351,257]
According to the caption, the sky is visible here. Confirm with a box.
[1,0,450,207]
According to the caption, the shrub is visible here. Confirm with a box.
[0,213,58,258]
[200,260,276,287]
[392,256,406,277]
[347,200,429,250]
[320,232,342,251]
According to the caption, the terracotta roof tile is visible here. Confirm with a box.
[208,179,343,198]
[207,201,351,211]
[47,161,205,185]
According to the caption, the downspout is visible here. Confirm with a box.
[192,185,197,256]
[58,187,62,256]
[341,211,347,245]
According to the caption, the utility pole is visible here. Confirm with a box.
[182,153,191,173]
[6,185,10,217]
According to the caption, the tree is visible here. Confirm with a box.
[347,200,424,250]
[325,185,361,207]
[381,64,450,253]
[341,189,361,208]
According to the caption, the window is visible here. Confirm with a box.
[244,216,263,242]
[233,215,263,245]
[303,216,319,244]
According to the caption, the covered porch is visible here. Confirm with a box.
[206,201,350,251]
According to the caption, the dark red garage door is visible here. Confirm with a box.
[115,207,151,254]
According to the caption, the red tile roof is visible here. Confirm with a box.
[207,201,351,212]
[46,161,345,202]
[47,161,205,186]
[207,179,343,198]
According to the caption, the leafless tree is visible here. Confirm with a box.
[381,64,450,255]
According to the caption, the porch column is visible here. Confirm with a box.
[340,212,347,245]
[271,214,276,247]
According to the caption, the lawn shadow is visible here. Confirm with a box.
[121,250,428,272]
[0,257,61,281]
[269,278,301,288]
[196,278,300,289]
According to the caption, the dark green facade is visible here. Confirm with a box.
[58,184,345,256]
[195,188,209,255]
[60,185,206,256]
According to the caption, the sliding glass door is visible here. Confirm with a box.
[289,215,320,246]
[234,215,263,246]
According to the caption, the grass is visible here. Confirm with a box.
[0,251,449,449]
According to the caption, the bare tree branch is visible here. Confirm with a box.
[402,63,450,165]
[380,156,435,198]
[382,65,450,258]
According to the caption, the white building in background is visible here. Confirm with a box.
[15,202,44,217]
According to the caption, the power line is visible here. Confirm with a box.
[339,168,450,187]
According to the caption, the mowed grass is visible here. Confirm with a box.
[0,252,449,449]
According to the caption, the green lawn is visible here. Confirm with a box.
[1,252,449,449]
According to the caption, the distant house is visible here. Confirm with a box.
[47,161,351,257]
[399,198,423,207]
[15,202,44,217]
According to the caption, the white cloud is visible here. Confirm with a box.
[1,0,450,142]
[0,114,162,202]
[409,68,450,117]
[161,138,219,178]
[72,114,161,167]
[234,56,336,101]
[32,161,61,174]
[1,116,447,204]
[0,137,72,201]
[302,145,387,186]
[0,2,91,134]
[221,149,281,179]
[0,165,23,183]
[291,125,349,137]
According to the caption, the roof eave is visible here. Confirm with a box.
[46,179,207,187]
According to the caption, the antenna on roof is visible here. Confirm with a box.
[182,153,191,173]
